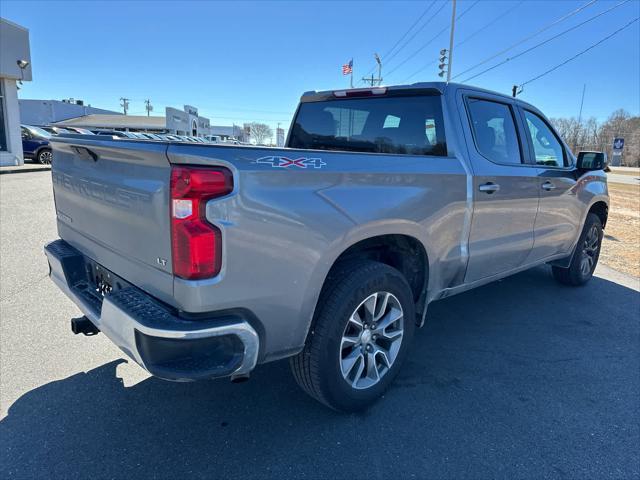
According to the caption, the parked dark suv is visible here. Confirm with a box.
[21,125,52,164]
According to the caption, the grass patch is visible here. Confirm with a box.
[600,183,640,277]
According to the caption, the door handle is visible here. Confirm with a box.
[71,146,98,162]
[479,182,500,194]
[541,181,556,191]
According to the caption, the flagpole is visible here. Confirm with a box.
[350,70,353,89]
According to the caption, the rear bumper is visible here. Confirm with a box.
[44,239,259,381]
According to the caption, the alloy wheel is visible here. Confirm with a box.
[340,291,404,390]
[39,150,52,164]
[580,224,600,276]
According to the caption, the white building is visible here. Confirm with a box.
[0,18,32,166]
[20,99,120,125]
[166,105,211,136]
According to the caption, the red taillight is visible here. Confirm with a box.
[170,166,233,280]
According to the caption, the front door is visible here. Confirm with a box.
[460,94,540,283]
[519,108,581,260]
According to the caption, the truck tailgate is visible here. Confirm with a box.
[50,137,175,304]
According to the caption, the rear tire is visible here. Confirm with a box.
[552,213,603,286]
[290,260,415,412]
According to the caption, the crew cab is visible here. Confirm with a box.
[44,83,608,411]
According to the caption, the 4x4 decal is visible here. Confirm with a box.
[254,156,326,169]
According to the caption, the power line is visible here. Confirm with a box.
[383,0,442,66]
[384,0,479,80]
[452,0,598,80]
[128,97,293,115]
[400,0,524,83]
[361,0,442,83]
[456,0,525,47]
[380,1,439,65]
[518,17,639,90]
[460,0,632,83]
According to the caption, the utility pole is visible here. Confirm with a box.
[446,0,457,83]
[362,74,376,87]
[574,84,586,152]
[119,97,130,115]
[144,99,153,117]
[361,53,383,86]
[577,84,586,124]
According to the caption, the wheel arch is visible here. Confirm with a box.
[322,234,429,306]
[588,200,608,229]
[551,197,609,269]
[298,227,432,352]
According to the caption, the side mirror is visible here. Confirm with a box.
[577,151,607,171]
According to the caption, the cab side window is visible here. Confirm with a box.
[466,98,522,165]
[523,110,567,167]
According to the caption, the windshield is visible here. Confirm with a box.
[289,94,446,156]
[25,126,52,139]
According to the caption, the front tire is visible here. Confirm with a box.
[552,212,603,286]
[290,261,415,411]
[37,148,52,165]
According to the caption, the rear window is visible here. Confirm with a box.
[289,95,447,156]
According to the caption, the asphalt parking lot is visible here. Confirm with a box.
[1,171,639,479]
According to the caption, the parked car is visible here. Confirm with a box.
[61,126,95,135]
[44,82,609,411]
[95,130,136,139]
[40,126,72,135]
[21,125,53,164]
[141,133,163,140]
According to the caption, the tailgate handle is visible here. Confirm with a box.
[71,146,98,162]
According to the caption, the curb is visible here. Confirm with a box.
[0,166,51,175]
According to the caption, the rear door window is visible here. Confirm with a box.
[289,94,447,156]
[466,98,522,165]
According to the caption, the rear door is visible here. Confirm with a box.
[459,91,539,283]
[518,107,581,260]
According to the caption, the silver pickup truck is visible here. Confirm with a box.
[45,82,608,411]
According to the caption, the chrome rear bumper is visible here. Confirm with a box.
[44,239,259,381]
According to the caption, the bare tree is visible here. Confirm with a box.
[552,110,640,167]
[248,122,273,145]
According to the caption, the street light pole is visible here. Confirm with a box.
[446,0,457,83]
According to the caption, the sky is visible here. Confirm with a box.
[3,0,639,135]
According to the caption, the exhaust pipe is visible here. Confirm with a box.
[230,373,250,383]
[71,316,100,336]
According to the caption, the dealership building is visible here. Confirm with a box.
[0,18,32,166]
[53,105,214,137]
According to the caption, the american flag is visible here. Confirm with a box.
[342,59,353,75]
